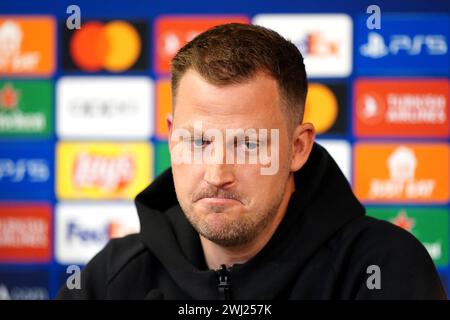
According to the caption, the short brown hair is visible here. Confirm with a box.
[171,23,308,130]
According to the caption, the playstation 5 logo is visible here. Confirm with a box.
[360,32,447,58]
[360,32,388,58]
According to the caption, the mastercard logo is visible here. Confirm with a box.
[69,20,142,72]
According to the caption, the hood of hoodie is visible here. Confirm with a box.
[135,142,366,299]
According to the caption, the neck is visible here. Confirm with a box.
[200,174,296,270]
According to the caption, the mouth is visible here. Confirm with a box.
[198,197,242,206]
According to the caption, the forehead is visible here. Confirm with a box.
[173,69,284,130]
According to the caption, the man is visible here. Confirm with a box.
[57,23,446,300]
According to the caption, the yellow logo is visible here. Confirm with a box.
[304,83,338,134]
[56,142,152,199]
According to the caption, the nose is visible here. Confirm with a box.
[203,163,236,189]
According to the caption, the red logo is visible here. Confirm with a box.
[0,82,19,109]
[154,16,250,73]
[0,204,52,262]
[390,210,415,232]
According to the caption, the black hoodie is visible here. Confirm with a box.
[56,143,447,300]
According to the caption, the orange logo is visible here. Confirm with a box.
[304,83,338,134]
[156,79,172,139]
[354,79,449,137]
[0,16,55,76]
[154,16,249,74]
[307,31,339,57]
[69,20,142,72]
[354,144,449,203]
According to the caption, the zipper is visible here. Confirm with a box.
[216,264,231,300]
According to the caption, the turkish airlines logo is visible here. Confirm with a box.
[354,79,449,137]
[357,93,386,125]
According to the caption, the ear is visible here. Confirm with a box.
[166,113,173,150]
[290,122,315,172]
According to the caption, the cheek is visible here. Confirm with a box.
[237,166,275,195]
[172,164,204,196]
[238,164,288,199]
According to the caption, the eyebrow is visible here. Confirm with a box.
[175,126,274,142]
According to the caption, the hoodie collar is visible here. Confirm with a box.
[135,142,365,299]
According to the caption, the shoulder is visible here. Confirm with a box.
[332,216,446,299]
[56,234,149,299]
[98,234,149,282]
[346,216,432,261]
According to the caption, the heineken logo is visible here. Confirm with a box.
[0,83,19,109]
[367,207,449,267]
[0,80,52,136]
[390,210,415,232]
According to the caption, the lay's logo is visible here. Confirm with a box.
[73,152,135,192]
[354,143,449,203]
[56,142,152,199]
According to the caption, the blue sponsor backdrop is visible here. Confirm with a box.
[355,14,449,75]
[0,268,50,300]
[0,0,449,299]
[0,142,54,200]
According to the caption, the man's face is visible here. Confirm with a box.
[168,69,294,247]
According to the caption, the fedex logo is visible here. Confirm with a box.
[253,14,352,77]
[56,202,140,264]
[66,220,135,244]
[294,31,339,58]
[67,221,109,243]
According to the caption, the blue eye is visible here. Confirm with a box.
[193,139,204,147]
[192,138,210,147]
[245,141,258,150]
